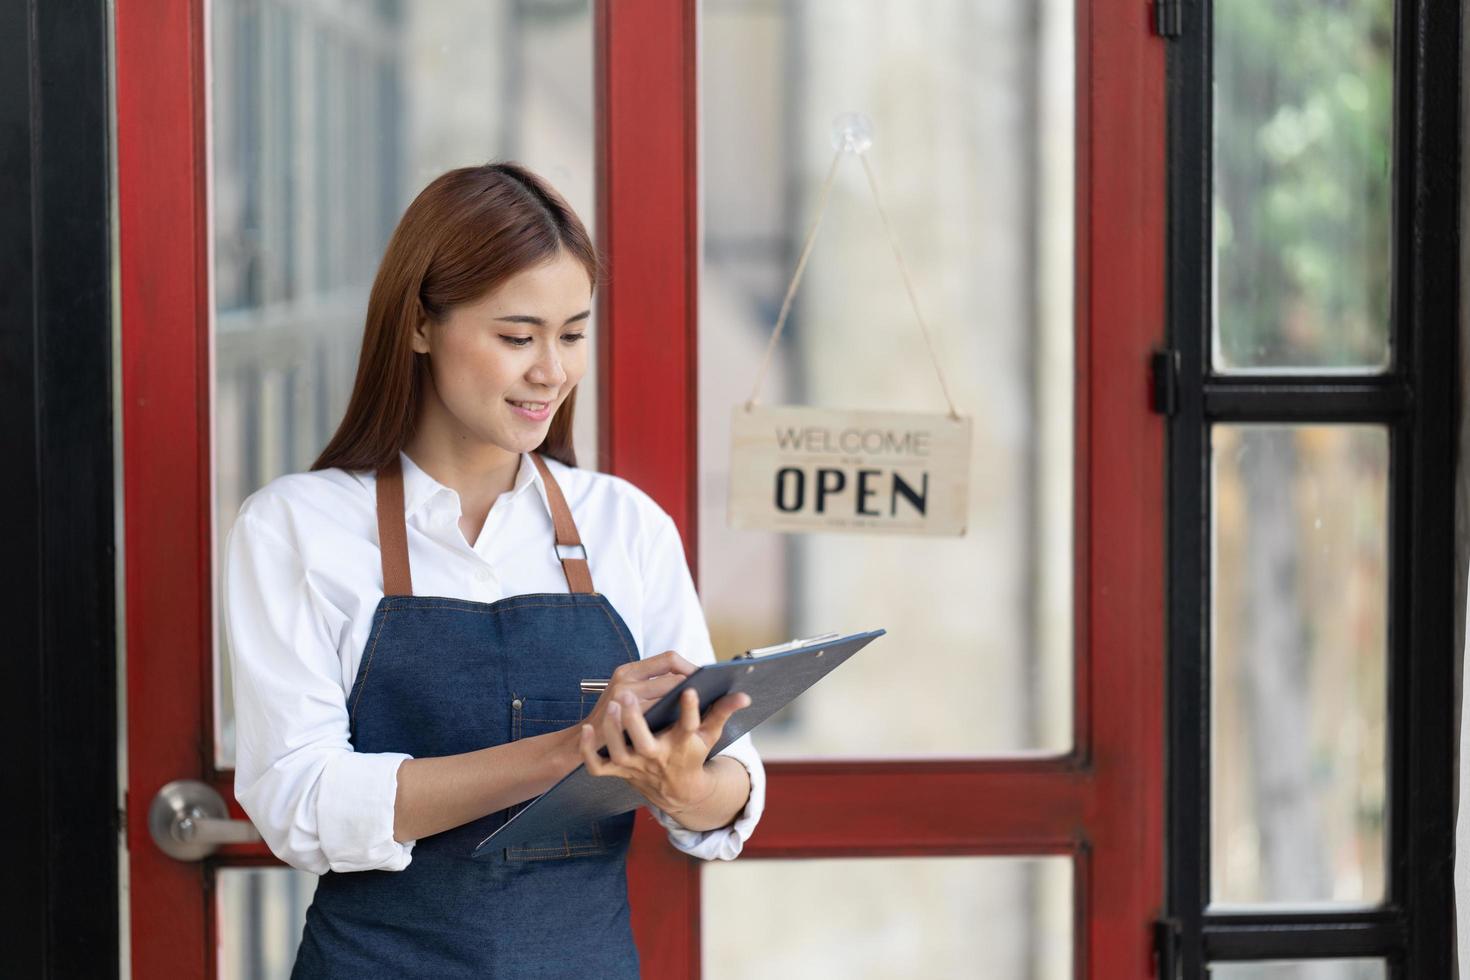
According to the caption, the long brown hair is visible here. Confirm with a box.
[311,161,604,475]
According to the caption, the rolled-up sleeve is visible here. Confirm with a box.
[224,509,416,874]
[636,509,766,861]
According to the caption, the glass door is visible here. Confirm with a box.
[119,1,608,975]
[206,4,600,972]
[676,0,1167,975]
[695,1,1079,974]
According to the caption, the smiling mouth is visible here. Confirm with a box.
[507,399,550,410]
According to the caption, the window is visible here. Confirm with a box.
[1161,0,1458,973]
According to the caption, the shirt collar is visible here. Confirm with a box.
[396,449,545,523]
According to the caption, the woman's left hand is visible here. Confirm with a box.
[579,686,750,815]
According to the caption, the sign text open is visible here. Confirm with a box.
[729,406,971,536]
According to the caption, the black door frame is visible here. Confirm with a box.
[1161,0,1462,975]
[0,1,120,977]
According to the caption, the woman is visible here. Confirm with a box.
[223,161,765,978]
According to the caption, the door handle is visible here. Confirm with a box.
[148,779,262,861]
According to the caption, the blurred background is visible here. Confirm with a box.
[204,0,1392,977]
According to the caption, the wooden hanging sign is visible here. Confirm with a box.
[729,115,972,537]
[729,405,972,536]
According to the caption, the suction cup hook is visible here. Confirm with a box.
[831,111,874,155]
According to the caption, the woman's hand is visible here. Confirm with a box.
[578,683,752,817]
[578,650,697,737]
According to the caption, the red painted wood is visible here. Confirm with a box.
[747,762,1088,857]
[597,1,703,977]
[1077,0,1167,974]
[116,0,214,977]
[596,0,702,542]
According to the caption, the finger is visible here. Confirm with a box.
[662,651,699,676]
[614,650,698,682]
[649,650,699,676]
[604,671,686,710]
[630,672,688,706]
[677,687,702,735]
[579,724,610,776]
[603,698,633,766]
[699,691,752,740]
[617,692,660,756]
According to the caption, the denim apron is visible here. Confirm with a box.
[291,453,642,979]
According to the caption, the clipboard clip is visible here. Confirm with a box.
[738,632,843,660]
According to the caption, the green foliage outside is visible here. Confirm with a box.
[1213,0,1394,369]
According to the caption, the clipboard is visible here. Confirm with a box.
[469,627,885,858]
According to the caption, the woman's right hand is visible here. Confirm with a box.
[578,650,697,749]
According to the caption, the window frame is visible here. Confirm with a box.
[1160,0,1461,973]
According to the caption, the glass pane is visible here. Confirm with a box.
[703,857,1072,979]
[216,867,318,980]
[1211,426,1388,905]
[1210,961,1386,980]
[698,0,1075,755]
[1212,0,1393,371]
[210,0,598,768]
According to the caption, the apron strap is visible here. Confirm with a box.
[530,453,596,594]
[375,452,597,597]
[376,456,414,597]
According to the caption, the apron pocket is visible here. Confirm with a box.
[506,696,610,861]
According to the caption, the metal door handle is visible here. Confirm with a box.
[148,779,262,861]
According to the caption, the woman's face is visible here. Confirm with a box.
[412,249,592,456]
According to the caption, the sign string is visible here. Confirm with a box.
[743,142,963,422]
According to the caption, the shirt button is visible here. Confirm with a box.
[511,698,523,710]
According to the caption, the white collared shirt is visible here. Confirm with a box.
[223,449,765,874]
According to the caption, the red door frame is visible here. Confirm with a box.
[592,1,706,972]
[117,1,1164,976]
[598,2,1167,977]
[117,2,215,977]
